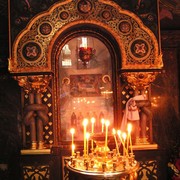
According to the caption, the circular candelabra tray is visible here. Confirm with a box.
[68,152,138,173]
[68,133,138,174]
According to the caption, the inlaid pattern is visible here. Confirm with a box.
[10,0,162,73]
[23,165,50,179]
[23,86,53,147]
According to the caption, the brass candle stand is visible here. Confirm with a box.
[67,133,139,179]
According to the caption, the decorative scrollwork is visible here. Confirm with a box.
[77,0,93,14]
[23,165,50,179]
[101,10,112,21]
[15,75,52,94]
[10,0,163,73]
[121,72,159,90]
[14,75,52,149]
[118,20,132,35]
[137,160,157,179]
[59,11,70,21]
[129,39,151,62]
[38,22,53,36]
[21,41,43,63]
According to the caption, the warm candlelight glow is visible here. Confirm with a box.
[122,132,127,143]
[83,118,88,156]
[112,128,120,155]
[112,128,116,135]
[101,118,105,132]
[105,120,110,152]
[91,117,95,133]
[91,117,95,151]
[127,123,132,133]
[86,132,90,156]
[86,132,90,139]
[67,118,138,175]
[67,120,138,174]
[70,128,75,156]
[117,130,122,144]
[72,144,75,156]
[113,128,116,135]
[127,123,133,154]
[122,132,127,156]
[117,130,126,156]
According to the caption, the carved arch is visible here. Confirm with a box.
[9,0,163,74]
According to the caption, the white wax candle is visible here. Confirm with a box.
[83,119,88,156]
[70,128,75,156]
[86,132,90,156]
[105,120,110,150]
[112,128,120,155]
[117,130,127,156]
[122,132,127,156]
[72,144,75,156]
[127,123,133,154]
[91,117,95,150]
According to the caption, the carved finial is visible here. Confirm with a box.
[14,75,52,93]
[121,72,159,90]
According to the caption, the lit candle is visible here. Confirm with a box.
[83,118,88,156]
[117,130,123,144]
[127,123,133,154]
[101,118,105,133]
[127,126,129,154]
[117,130,126,156]
[122,132,127,156]
[72,144,75,156]
[112,128,120,155]
[70,128,75,156]
[105,120,110,151]
[91,117,95,150]
[86,132,90,156]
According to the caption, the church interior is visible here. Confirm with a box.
[0,0,179,179]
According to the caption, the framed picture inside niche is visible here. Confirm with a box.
[60,74,114,141]
[70,74,102,97]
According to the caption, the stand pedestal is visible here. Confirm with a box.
[67,162,139,180]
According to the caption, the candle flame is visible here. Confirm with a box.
[112,128,116,135]
[91,117,95,123]
[122,132,127,141]
[70,128,75,134]
[101,118,105,124]
[86,132,90,139]
[117,130,121,136]
[127,123,132,133]
[72,144,75,150]
[105,120,110,126]
[83,118,88,126]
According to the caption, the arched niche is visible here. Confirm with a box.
[9,0,163,147]
[51,25,121,141]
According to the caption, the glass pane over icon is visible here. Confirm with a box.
[59,36,114,141]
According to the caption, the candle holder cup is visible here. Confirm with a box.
[91,132,113,157]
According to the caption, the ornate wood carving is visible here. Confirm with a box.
[15,75,52,93]
[23,165,50,179]
[15,75,53,149]
[138,160,158,179]
[9,0,162,74]
[121,72,160,90]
